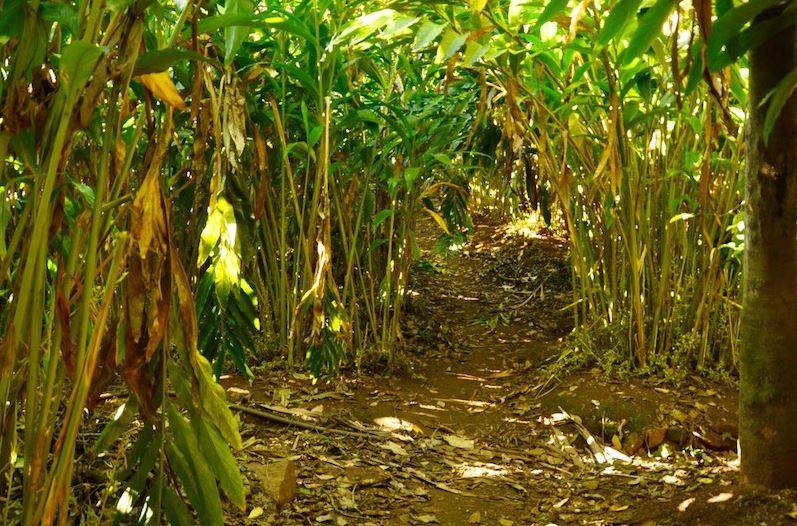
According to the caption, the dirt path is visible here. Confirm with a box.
[228,217,794,526]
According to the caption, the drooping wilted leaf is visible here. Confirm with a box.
[138,71,187,110]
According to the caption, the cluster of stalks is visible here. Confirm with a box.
[434,2,745,371]
[0,1,479,521]
[540,36,743,371]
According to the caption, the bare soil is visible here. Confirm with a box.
[225,215,797,526]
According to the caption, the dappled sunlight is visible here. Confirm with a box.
[373,416,423,434]
[453,462,509,479]
[505,210,554,240]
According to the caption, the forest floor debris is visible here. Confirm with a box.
[219,215,795,525]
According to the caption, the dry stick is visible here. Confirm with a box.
[230,404,383,440]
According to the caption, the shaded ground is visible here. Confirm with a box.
[226,215,796,525]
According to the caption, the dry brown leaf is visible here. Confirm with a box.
[443,434,474,450]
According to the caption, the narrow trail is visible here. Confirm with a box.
[227,217,790,526]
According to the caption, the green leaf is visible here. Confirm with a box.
[763,66,797,143]
[706,0,784,71]
[432,153,452,165]
[191,353,242,448]
[92,397,138,455]
[405,167,421,192]
[163,487,194,526]
[622,0,676,64]
[463,40,491,67]
[134,48,213,75]
[413,20,445,51]
[197,12,264,33]
[597,0,644,46]
[381,14,420,39]
[721,7,797,70]
[534,0,569,30]
[198,206,223,267]
[59,40,103,98]
[508,0,533,25]
[333,8,395,46]
[39,1,79,35]
[223,0,254,66]
[684,42,704,95]
[308,125,323,147]
[71,181,95,206]
[167,403,224,526]
[436,28,468,62]
[0,0,25,44]
[356,109,382,124]
[195,417,246,509]
[196,12,316,43]
[471,0,488,14]
[372,209,393,229]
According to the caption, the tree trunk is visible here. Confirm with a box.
[740,11,797,488]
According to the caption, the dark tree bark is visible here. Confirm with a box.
[740,11,797,488]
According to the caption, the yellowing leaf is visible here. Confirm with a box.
[423,208,451,235]
[470,0,488,13]
[139,71,186,110]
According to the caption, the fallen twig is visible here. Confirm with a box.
[231,404,379,440]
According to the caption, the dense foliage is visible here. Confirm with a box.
[0,0,782,521]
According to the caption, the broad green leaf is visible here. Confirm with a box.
[763,66,797,143]
[191,352,242,448]
[211,199,240,306]
[308,125,323,147]
[0,0,24,43]
[334,8,395,46]
[197,12,266,33]
[223,0,254,66]
[432,153,452,165]
[463,40,491,66]
[71,181,95,206]
[92,398,138,455]
[196,12,316,42]
[198,204,223,266]
[405,167,421,191]
[597,0,644,46]
[721,6,797,70]
[380,14,420,39]
[508,0,533,25]
[163,487,194,526]
[706,0,784,71]
[167,403,224,526]
[195,417,246,509]
[534,0,569,30]
[40,1,79,35]
[134,48,213,75]
[622,0,676,64]
[413,21,445,51]
[356,109,382,124]
[59,40,103,98]
[684,42,704,95]
[436,28,468,62]
[373,209,393,229]
[165,443,208,523]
